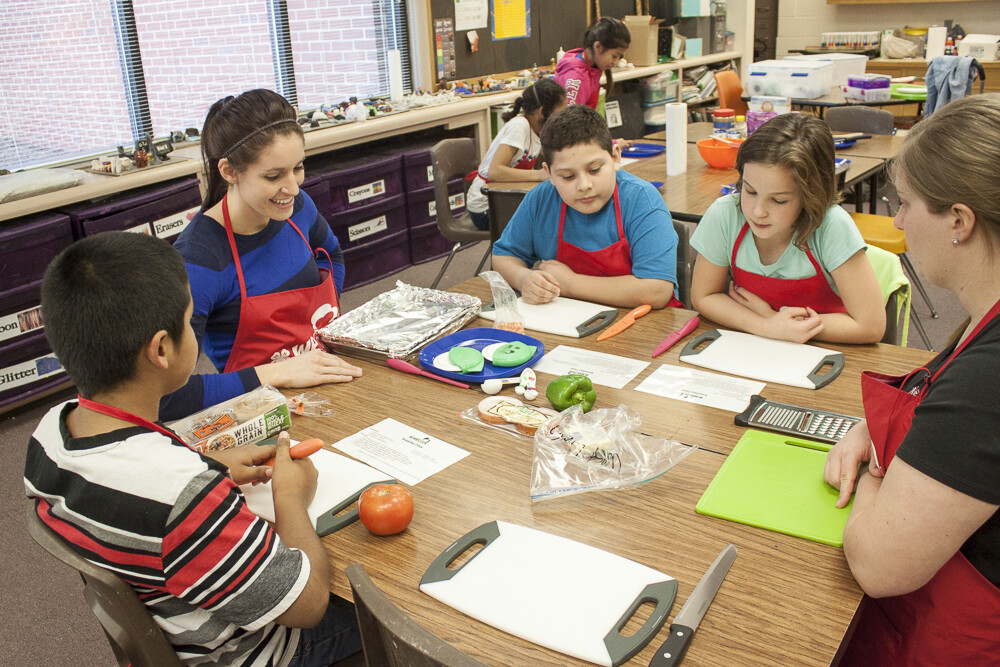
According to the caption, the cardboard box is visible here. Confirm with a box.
[958,34,1000,61]
[623,15,664,67]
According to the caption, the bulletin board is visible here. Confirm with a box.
[492,0,530,41]
[429,0,586,81]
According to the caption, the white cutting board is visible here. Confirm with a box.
[240,448,393,534]
[479,296,618,338]
[420,521,676,666]
[679,329,845,389]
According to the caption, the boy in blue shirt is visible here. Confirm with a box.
[491,104,681,309]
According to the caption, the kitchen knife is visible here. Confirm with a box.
[597,304,652,342]
[651,316,700,358]
[648,544,738,667]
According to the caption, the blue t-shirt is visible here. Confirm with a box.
[690,195,865,294]
[492,170,678,283]
[160,191,344,421]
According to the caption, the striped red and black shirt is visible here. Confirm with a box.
[24,401,309,666]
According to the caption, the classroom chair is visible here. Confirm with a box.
[824,106,895,136]
[484,185,531,245]
[853,213,933,349]
[25,503,182,667]
[714,70,748,116]
[866,244,912,346]
[429,139,492,289]
[345,564,488,667]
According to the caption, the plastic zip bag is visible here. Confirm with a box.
[530,404,696,501]
[479,270,524,333]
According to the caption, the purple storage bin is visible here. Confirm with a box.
[61,177,201,242]
[308,152,403,215]
[341,229,411,290]
[402,146,436,191]
[328,194,407,251]
[410,221,457,264]
[0,331,71,413]
[0,281,44,347]
[302,176,332,218]
[0,212,73,291]
[405,180,466,229]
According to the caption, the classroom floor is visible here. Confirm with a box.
[0,208,968,664]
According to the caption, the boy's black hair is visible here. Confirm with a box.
[540,105,613,166]
[41,232,191,397]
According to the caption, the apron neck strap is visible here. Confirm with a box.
[76,396,192,450]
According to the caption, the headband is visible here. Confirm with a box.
[220,119,299,159]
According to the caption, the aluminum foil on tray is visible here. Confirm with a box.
[317,282,481,360]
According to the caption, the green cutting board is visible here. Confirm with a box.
[696,430,853,547]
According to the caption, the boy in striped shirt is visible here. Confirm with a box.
[24,232,360,666]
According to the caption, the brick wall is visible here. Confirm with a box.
[287,0,383,110]
[0,0,387,171]
[133,1,277,137]
[0,0,134,170]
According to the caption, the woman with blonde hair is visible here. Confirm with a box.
[825,94,1000,664]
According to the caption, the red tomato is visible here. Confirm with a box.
[358,484,414,535]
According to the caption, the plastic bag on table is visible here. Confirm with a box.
[287,391,335,417]
[479,270,524,333]
[530,404,696,502]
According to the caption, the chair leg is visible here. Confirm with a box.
[430,243,462,290]
[900,254,939,318]
[475,243,491,275]
[909,309,933,350]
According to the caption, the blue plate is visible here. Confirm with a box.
[834,139,857,149]
[418,327,545,383]
[623,142,667,158]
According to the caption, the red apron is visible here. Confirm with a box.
[840,296,1000,666]
[730,223,847,313]
[556,187,684,308]
[466,152,539,184]
[221,194,340,373]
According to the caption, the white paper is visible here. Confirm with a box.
[455,0,488,30]
[635,364,765,412]
[926,26,947,59]
[387,49,403,101]
[332,418,469,486]
[533,345,650,389]
[240,448,391,525]
[620,156,639,166]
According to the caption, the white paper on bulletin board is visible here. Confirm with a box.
[456,0,488,30]
[492,0,530,40]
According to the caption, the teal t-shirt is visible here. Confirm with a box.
[690,195,865,295]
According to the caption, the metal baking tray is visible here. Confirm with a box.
[317,282,481,362]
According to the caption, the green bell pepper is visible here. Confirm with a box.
[545,374,597,413]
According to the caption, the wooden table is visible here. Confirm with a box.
[293,280,934,666]
[487,138,887,223]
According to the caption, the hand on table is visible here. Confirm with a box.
[206,443,275,485]
[257,348,363,388]
[270,432,318,510]
[824,419,881,508]
[521,267,561,304]
[616,138,635,150]
[759,306,824,343]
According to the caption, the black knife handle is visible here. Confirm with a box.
[648,623,695,667]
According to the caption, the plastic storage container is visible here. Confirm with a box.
[327,194,408,251]
[306,152,404,216]
[782,53,868,86]
[0,331,69,413]
[640,71,678,104]
[405,178,468,264]
[745,59,834,100]
[60,177,200,242]
[341,229,411,290]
